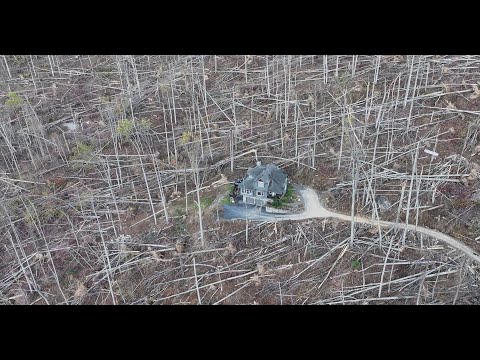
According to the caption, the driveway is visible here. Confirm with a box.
[223,186,330,221]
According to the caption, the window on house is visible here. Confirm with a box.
[257,191,264,196]
[240,188,245,194]
[258,179,264,188]
[246,189,252,195]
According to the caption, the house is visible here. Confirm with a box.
[235,161,288,206]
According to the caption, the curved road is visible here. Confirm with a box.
[223,187,480,264]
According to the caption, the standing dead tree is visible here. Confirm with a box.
[182,132,207,247]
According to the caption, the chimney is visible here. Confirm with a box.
[256,161,261,167]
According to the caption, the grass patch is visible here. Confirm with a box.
[221,196,232,205]
[199,196,214,209]
[220,184,234,205]
[184,195,215,212]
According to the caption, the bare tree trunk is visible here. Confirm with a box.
[194,166,205,247]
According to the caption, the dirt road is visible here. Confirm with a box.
[223,187,480,264]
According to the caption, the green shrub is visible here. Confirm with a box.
[351,260,362,270]
[272,184,295,209]
[22,203,61,227]
[117,119,135,139]
[41,207,62,222]
[100,95,111,103]
[70,143,95,170]
[181,131,193,144]
[5,92,23,107]
[72,143,93,158]
[23,205,38,228]
[283,184,294,202]
[175,208,186,217]
[271,198,282,209]
[174,208,186,233]
[139,118,152,130]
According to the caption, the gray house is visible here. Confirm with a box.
[235,162,288,206]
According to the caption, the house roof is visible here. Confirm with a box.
[238,162,288,194]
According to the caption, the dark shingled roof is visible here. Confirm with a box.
[238,163,288,194]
